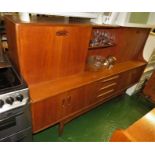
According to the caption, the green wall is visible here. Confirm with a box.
[129,12,150,24]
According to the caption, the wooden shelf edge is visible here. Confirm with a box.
[88,44,116,49]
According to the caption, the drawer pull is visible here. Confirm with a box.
[101,75,119,82]
[99,83,117,91]
[67,96,71,106]
[97,89,114,98]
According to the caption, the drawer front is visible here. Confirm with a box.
[94,75,119,104]
[97,88,115,98]
[94,88,115,103]
[97,82,117,92]
[97,75,119,90]
[118,67,145,90]
[99,75,119,83]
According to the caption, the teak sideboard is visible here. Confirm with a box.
[5,16,150,135]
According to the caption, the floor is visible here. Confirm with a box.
[33,93,154,142]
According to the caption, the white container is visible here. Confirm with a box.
[19,12,30,22]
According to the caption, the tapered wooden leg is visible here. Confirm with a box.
[58,122,64,136]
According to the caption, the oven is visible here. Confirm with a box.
[0,104,32,142]
[0,53,32,142]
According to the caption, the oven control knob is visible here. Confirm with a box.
[0,100,4,108]
[16,94,24,102]
[6,97,14,105]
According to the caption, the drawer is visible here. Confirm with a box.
[97,75,119,90]
[98,75,119,83]
[94,88,115,103]
[97,82,117,92]
[89,75,119,105]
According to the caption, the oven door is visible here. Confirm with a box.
[0,104,32,140]
[0,127,32,142]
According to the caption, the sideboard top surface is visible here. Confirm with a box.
[29,60,146,103]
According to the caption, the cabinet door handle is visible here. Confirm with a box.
[67,96,71,105]
[62,99,65,108]
[56,30,68,36]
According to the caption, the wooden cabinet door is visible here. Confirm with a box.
[118,28,150,62]
[55,26,91,77]
[62,86,87,117]
[18,25,91,85]
[118,67,145,90]
[61,83,101,118]
[31,92,66,133]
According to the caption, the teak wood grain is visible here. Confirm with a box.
[87,28,150,63]
[110,108,155,142]
[16,25,91,84]
[30,64,146,133]
[31,85,126,133]
[31,93,65,132]
[31,85,90,132]
[4,16,150,134]
[29,61,146,103]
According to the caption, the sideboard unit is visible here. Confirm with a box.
[4,16,150,134]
